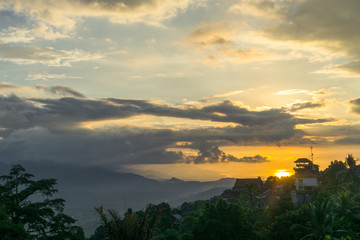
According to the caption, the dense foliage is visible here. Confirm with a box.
[2,154,360,240]
[0,164,85,240]
[90,154,360,240]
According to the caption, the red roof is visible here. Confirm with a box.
[233,178,263,188]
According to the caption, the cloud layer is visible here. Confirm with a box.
[0,0,194,29]
[263,0,360,74]
[350,98,360,115]
[0,89,333,167]
[0,44,100,66]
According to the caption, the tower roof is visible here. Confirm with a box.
[294,158,312,163]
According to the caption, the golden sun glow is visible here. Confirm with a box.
[275,171,290,178]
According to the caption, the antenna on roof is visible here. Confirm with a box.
[310,146,314,163]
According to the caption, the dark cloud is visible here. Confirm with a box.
[229,154,269,163]
[35,85,85,98]
[288,101,324,112]
[0,126,271,166]
[184,144,269,164]
[337,60,360,75]
[335,137,360,145]
[0,126,183,165]
[188,145,226,164]
[0,96,125,131]
[265,0,360,59]
[303,122,360,140]
[350,98,360,114]
[25,98,304,128]
[294,118,331,125]
[33,97,141,124]
[296,123,360,145]
[0,94,332,138]
[0,94,333,166]
[0,95,38,130]
[107,99,303,127]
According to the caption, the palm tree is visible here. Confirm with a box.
[332,191,360,237]
[346,154,356,168]
[333,192,360,220]
[96,204,160,240]
[96,207,129,240]
[292,199,347,240]
[338,154,360,187]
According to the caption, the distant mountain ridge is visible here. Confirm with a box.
[0,161,235,236]
[166,177,185,183]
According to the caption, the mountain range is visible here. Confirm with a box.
[0,161,235,235]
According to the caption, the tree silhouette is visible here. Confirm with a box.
[96,204,160,240]
[332,191,360,237]
[321,160,347,195]
[0,205,30,240]
[292,198,348,240]
[245,182,262,211]
[192,199,255,240]
[339,154,360,188]
[0,164,84,240]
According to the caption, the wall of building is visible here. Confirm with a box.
[296,177,317,191]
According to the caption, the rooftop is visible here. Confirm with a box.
[233,178,263,188]
[294,158,312,163]
[220,190,241,199]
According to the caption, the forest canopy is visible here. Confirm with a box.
[1,155,360,240]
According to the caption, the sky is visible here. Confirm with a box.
[1,0,360,180]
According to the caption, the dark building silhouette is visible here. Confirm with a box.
[291,158,319,205]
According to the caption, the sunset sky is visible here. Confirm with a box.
[1,0,360,180]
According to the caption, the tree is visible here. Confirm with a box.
[96,204,160,240]
[264,176,279,191]
[292,198,348,240]
[0,164,84,240]
[156,202,174,233]
[192,199,256,240]
[332,191,360,236]
[268,204,310,240]
[179,216,198,236]
[0,204,30,240]
[88,226,106,240]
[154,229,179,240]
[339,154,360,188]
[346,154,356,169]
[321,160,347,195]
[244,182,262,211]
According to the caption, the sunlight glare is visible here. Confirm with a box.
[275,171,290,178]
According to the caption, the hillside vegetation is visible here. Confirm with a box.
[1,155,360,240]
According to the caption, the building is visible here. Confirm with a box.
[233,177,263,192]
[291,158,319,205]
[220,190,241,201]
[220,177,263,202]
